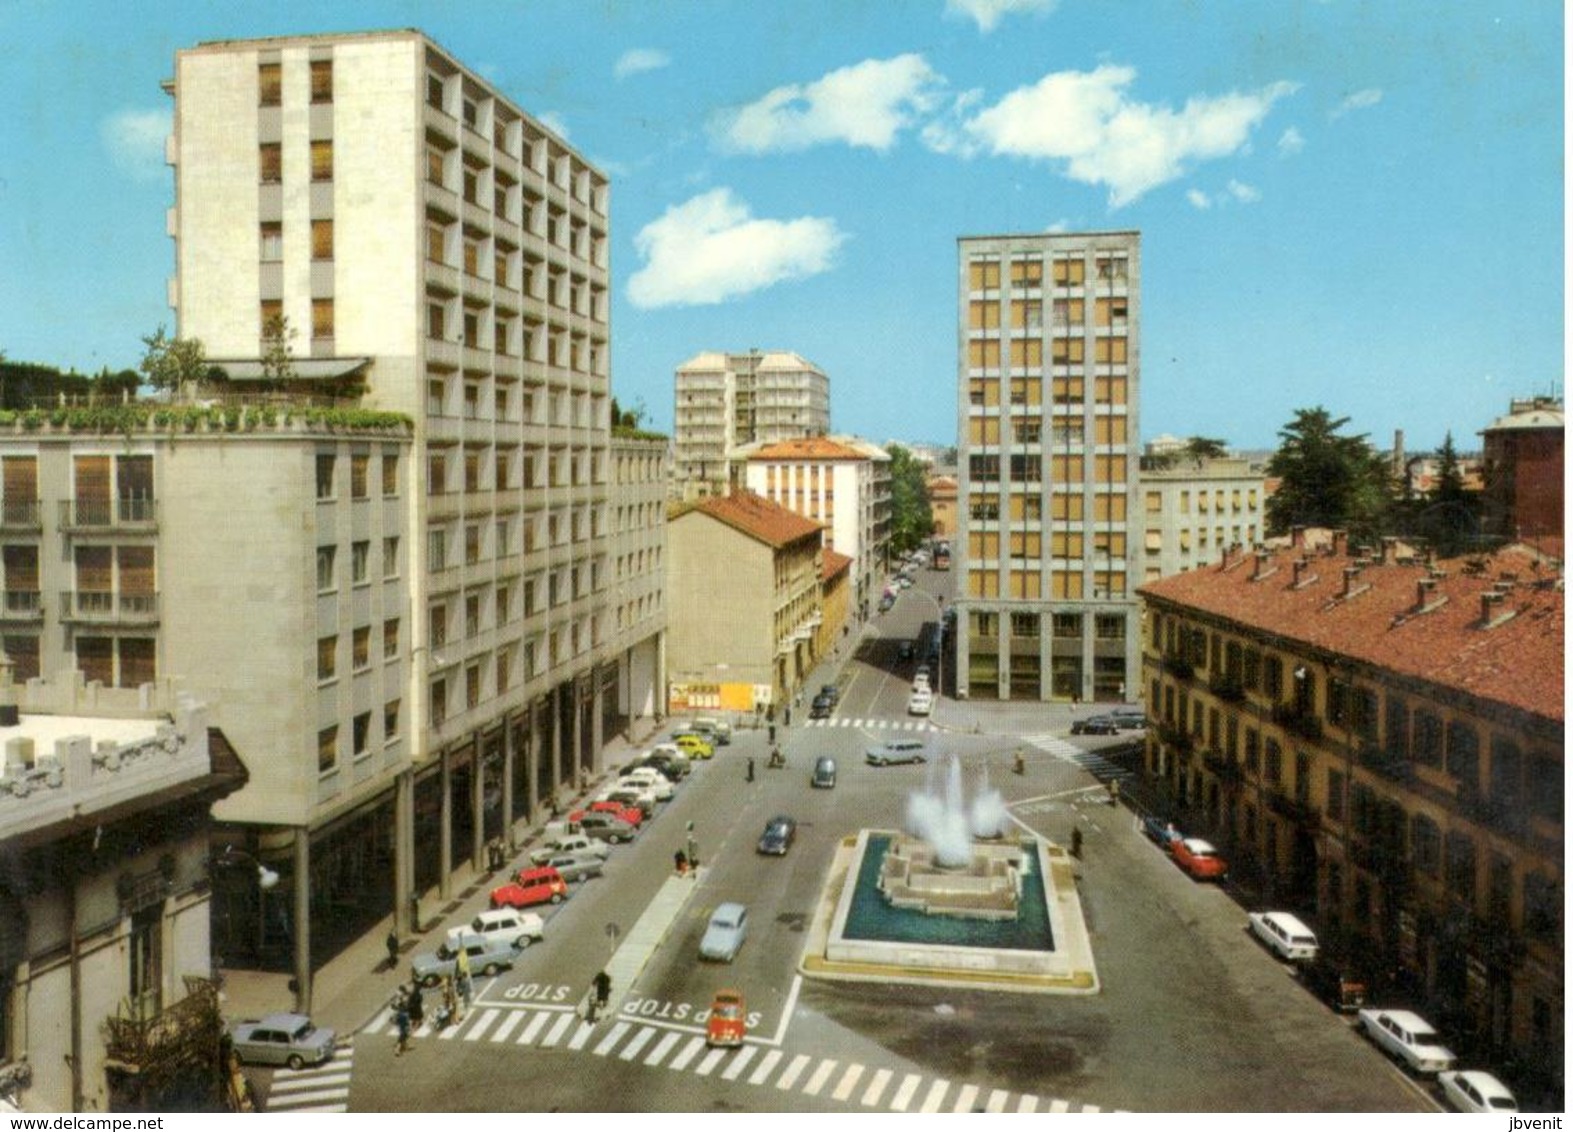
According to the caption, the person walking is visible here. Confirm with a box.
[408,982,425,1030]
[455,944,472,1022]
[746,756,755,782]
[385,929,399,971]
[393,987,411,1055]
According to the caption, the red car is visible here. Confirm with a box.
[489,865,568,909]
[571,800,643,827]
[1171,838,1228,881]
[706,989,746,1048]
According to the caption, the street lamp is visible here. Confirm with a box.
[216,845,281,892]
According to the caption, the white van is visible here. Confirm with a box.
[446,908,545,952]
[1248,911,1319,961]
[691,717,732,745]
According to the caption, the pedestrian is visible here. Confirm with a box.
[768,723,776,745]
[393,988,411,1055]
[593,970,611,1016]
[784,705,791,728]
[674,849,689,875]
[385,929,399,971]
[408,982,424,1029]
[746,756,755,782]
[441,976,457,1029]
[455,944,472,1020]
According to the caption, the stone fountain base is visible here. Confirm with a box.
[878,834,1023,921]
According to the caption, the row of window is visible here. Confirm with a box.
[970,530,1128,560]
[426,297,604,374]
[260,220,333,263]
[968,453,1132,486]
[258,139,333,184]
[968,416,1128,446]
[966,337,1130,368]
[425,146,606,265]
[971,610,1127,641]
[0,633,150,689]
[318,698,399,774]
[967,296,1128,330]
[426,446,605,494]
[1145,487,1261,514]
[316,539,398,591]
[967,255,1130,290]
[316,619,401,683]
[968,568,1127,600]
[315,451,399,501]
[264,298,334,343]
[967,375,1129,407]
[967,491,1128,523]
[427,375,607,430]
[258,60,333,107]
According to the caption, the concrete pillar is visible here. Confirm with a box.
[393,769,413,936]
[549,685,563,803]
[571,675,585,784]
[293,829,312,1015]
[470,731,485,871]
[501,715,516,850]
[656,629,668,722]
[955,603,970,699]
[438,745,452,900]
[527,703,542,818]
[591,667,605,774]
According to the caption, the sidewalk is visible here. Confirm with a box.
[218,713,669,1038]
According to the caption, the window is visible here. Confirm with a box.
[383,617,400,659]
[350,454,369,499]
[317,634,337,681]
[312,298,334,340]
[351,540,369,584]
[312,219,333,261]
[1264,738,1283,784]
[968,259,1000,289]
[1445,831,1476,900]
[316,546,336,591]
[465,594,480,637]
[430,678,447,727]
[353,711,371,757]
[1010,612,1039,638]
[260,143,282,183]
[384,699,401,743]
[260,221,283,262]
[352,626,370,670]
[1411,814,1441,876]
[1094,614,1125,640]
[311,140,333,181]
[428,526,447,572]
[382,453,399,496]
[318,725,339,773]
[429,602,447,649]
[259,62,282,107]
[466,663,481,708]
[383,536,399,579]
[310,59,333,103]
[315,454,336,499]
[128,906,162,1020]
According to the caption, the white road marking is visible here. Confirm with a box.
[952,1083,979,1112]
[518,1011,551,1044]
[589,1020,628,1054]
[775,1053,812,1090]
[489,1010,524,1043]
[694,1048,727,1076]
[831,1063,864,1101]
[802,1058,838,1096]
[861,1068,893,1107]
[720,1045,757,1080]
[669,1035,706,1070]
[984,1088,1009,1112]
[270,1072,350,1093]
[769,975,802,1046]
[1048,1098,1070,1113]
[748,1048,783,1085]
[463,1009,499,1041]
[266,1088,349,1108]
[643,1030,682,1067]
[539,1011,575,1047]
[618,1026,656,1060]
[890,1073,922,1111]
[1017,1094,1039,1113]
[920,1078,950,1113]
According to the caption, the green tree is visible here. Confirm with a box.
[139,326,212,394]
[1184,436,1229,460]
[887,444,935,556]
[1264,407,1393,539]
[259,313,298,390]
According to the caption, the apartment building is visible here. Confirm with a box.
[1139,538,1562,1098]
[1480,396,1563,541]
[740,435,891,622]
[666,491,823,711]
[927,473,959,540]
[672,351,831,498]
[955,231,1142,702]
[165,30,662,1006]
[1140,456,1267,581]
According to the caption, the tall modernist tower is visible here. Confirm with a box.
[955,232,1142,702]
[166,30,664,1001]
[672,350,831,497]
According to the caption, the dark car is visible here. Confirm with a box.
[819,684,840,705]
[811,756,837,788]
[1301,959,1369,1013]
[1071,715,1119,735]
[757,815,797,855]
[1140,814,1182,848]
[1110,707,1148,730]
[635,753,688,781]
[878,595,896,613]
[897,641,916,662]
[809,694,835,720]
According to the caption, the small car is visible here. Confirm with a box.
[489,865,568,910]
[1299,957,1367,1012]
[619,768,674,800]
[1248,911,1320,962]
[809,695,835,720]
[530,833,611,865]
[598,785,656,818]
[445,908,545,952]
[671,733,715,759]
[411,933,523,987]
[1071,715,1119,735]
[575,800,643,827]
[1171,838,1228,880]
[897,641,916,662]
[690,717,732,745]
[811,756,837,788]
[907,688,934,716]
[878,595,896,613]
[1438,1070,1518,1113]
[576,811,637,843]
[1110,707,1148,730]
[538,850,605,884]
[866,740,928,766]
[635,751,690,781]
[1140,814,1183,848]
[1358,1008,1457,1074]
[706,989,747,1048]
[818,684,840,705]
[228,1013,336,1070]
[699,902,749,962]
[911,672,931,693]
[757,815,797,855]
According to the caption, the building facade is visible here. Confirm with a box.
[955,231,1142,702]
[927,473,958,540]
[666,492,823,712]
[166,30,663,1006]
[1139,538,1562,1100]
[1139,456,1267,581]
[741,436,890,623]
[672,351,831,498]
[1480,396,1563,542]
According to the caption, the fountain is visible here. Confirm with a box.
[798,754,1099,994]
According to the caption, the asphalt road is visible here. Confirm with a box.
[330,566,1437,1113]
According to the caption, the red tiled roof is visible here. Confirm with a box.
[690,490,823,549]
[821,549,853,582]
[1139,545,1564,724]
[749,437,869,461]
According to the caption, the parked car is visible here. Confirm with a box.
[878,594,896,613]
[598,785,656,818]
[1110,707,1148,730]
[412,933,523,987]
[445,908,545,952]
[1247,911,1320,962]
[577,811,637,844]
[907,688,934,716]
[1140,814,1183,848]
[897,641,916,662]
[911,672,931,693]
[699,902,749,962]
[228,1013,336,1070]
[620,767,675,800]
[1071,715,1119,735]
[530,833,611,865]
[757,814,798,855]
[811,756,837,788]
[538,850,605,884]
[706,988,747,1048]
[819,684,840,705]
[1299,957,1368,1012]
[488,865,568,910]
[671,733,715,760]
[1358,1008,1457,1074]
[1171,838,1228,880]
[1438,1070,1518,1113]
[810,694,835,720]
[866,739,928,766]
[690,716,732,745]
[635,750,690,781]
[573,800,644,827]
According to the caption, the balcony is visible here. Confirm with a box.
[1356,741,1413,785]
[1,590,41,620]
[1162,653,1195,680]
[1202,750,1244,787]
[0,500,41,530]
[59,498,158,532]
[1157,721,1194,754]
[1208,673,1246,703]
[1267,787,1320,827]
[1270,701,1324,742]
[58,590,160,624]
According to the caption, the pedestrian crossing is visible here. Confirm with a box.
[362,1003,1113,1112]
[262,1044,354,1113]
[802,717,936,732]
[1021,732,1136,784]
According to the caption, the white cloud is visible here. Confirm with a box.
[1277,126,1305,156]
[1227,179,1261,203]
[944,0,1057,33]
[101,108,169,182]
[1188,180,1262,210]
[537,111,570,140]
[1186,189,1212,209]
[627,188,846,308]
[933,64,1297,207]
[615,48,670,80]
[1044,218,1071,233]
[1332,87,1383,119]
[716,54,943,153]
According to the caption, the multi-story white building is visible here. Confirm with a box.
[164,29,663,1006]
[1140,456,1267,580]
[955,231,1142,702]
[740,435,890,622]
[672,350,830,497]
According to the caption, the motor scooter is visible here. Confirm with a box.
[767,747,786,769]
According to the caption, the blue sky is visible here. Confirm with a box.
[0,0,1562,453]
